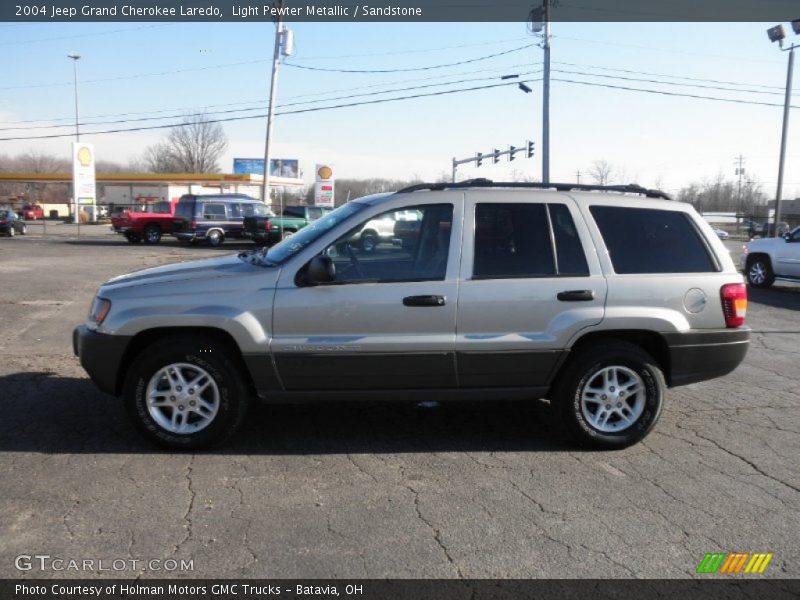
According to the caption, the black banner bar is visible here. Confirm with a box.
[3,0,800,23]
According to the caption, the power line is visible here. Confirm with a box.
[0,62,536,126]
[0,69,543,132]
[0,78,543,141]
[551,77,800,109]
[0,24,173,46]
[290,37,531,61]
[283,43,536,73]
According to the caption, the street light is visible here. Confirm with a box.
[67,52,81,224]
[67,53,80,141]
[767,20,799,237]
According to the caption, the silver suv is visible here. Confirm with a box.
[73,181,750,449]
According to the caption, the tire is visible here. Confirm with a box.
[123,336,249,450]
[553,340,665,449]
[360,230,379,253]
[207,230,224,247]
[20,224,27,235]
[8,226,14,238]
[143,224,162,244]
[745,256,774,288]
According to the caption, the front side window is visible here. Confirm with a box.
[202,203,227,220]
[322,204,453,284]
[590,206,717,274]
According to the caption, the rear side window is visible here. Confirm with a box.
[590,206,717,274]
[474,204,555,278]
[202,203,227,220]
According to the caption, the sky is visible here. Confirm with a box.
[0,19,799,198]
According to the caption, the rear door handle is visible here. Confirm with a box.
[403,295,446,307]
[557,290,595,302]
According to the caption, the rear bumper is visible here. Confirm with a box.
[73,326,131,396]
[663,328,750,387]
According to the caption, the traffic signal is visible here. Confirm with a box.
[476,152,483,167]
[509,145,517,161]
[493,149,500,164]
[526,141,535,158]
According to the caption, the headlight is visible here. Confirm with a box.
[88,297,111,325]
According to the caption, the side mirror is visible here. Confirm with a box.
[306,255,335,285]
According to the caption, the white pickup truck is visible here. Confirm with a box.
[742,226,800,287]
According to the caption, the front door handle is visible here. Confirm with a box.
[557,290,595,302]
[403,295,446,307]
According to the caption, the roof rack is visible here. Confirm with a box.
[396,178,672,200]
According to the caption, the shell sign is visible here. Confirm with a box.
[72,142,96,207]
[314,164,334,208]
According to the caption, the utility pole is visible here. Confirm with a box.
[261,0,285,208]
[68,52,81,224]
[541,0,551,185]
[575,170,581,184]
[774,44,794,236]
[734,155,745,233]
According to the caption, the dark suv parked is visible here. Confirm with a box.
[172,194,270,246]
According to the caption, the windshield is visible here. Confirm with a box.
[264,202,367,264]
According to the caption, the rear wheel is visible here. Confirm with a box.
[143,224,162,244]
[746,256,774,288]
[553,341,664,448]
[207,230,224,247]
[123,336,249,449]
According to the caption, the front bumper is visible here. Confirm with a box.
[73,325,131,396]
[663,328,750,387]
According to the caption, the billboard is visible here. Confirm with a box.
[72,142,96,206]
[314,164,334,207]
[233,158,300,179]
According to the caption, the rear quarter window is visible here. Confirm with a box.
[590,206,718,274]
[174,201,194,219]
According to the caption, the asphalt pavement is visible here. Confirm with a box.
[0,229,798,579]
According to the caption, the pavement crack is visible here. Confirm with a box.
[406,484,464,579]
[171,454,196,559]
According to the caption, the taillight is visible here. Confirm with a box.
[190,220,196,229]
[721,283,747,328]
[0,219,7,225]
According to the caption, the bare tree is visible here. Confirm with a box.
[144,113,228,173]
[589,160,614,186]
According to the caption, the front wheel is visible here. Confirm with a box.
[123,337,249,449]
[143,224,162,244]
[746,256,774,288]
[207,230,224,247]
[8,226,14,237]
[20,224,27,235]
[553,341,665,449]
[124,232,141,244]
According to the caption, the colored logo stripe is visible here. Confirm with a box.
[697,553,726,573]
[697,552,773,574]
[744,553,773,574]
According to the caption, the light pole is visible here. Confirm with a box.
[67,53,81,141]
[529,2,551,184]
[260,1,293,214]
[767,21,799,237]
[67,52,81,224]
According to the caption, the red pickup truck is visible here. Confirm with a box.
[111,199,178,244]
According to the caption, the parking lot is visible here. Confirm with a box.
[0,224,798,579]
